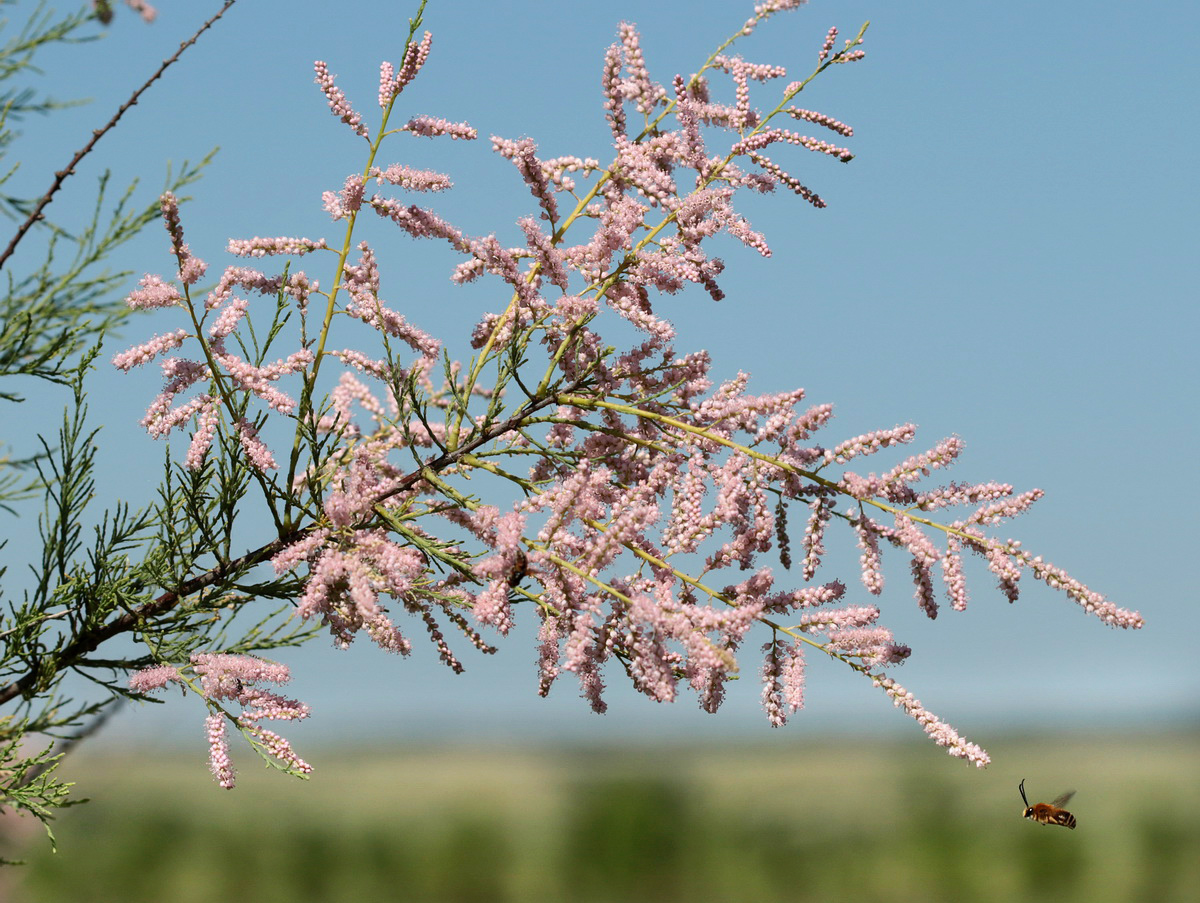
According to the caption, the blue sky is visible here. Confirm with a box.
[4,0,1197,754]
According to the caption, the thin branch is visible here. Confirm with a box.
[0,371,591,707]
[0,0,238,272]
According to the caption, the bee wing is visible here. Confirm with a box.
[1050,790,1076,808]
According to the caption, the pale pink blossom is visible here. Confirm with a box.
[853,517,885,595]
[823,424,916,466]
[746,151,826,207]
[206,714,236,789]
[191,652,294,699]
[141,391,209,439]
[882,436,965,489]
[235,418,276,472]
[124,273,181,309]
[313,61,368,138]
[226,236,328,257]
[373,164,452,192]
[761,638,805,727]
[492,136,559,223]
[377,61,395,109]
[128,664,182,693]
[402,115,477,140]
[786,107,854,137]
[111,328,188,371]
[615,23,666,116]
[208,296,249,339]
[601,42,626,137]
[322,174,365,220]
[391,31,434,97]
[942,538,969,611]
[967,489,1045,526]
[369,196,469,248]
[240,724,313,775]
[185,399,220,470]
[874,676,989,767]
[158,193,207,283]
[818,26,838,62]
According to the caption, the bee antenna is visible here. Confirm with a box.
[1018,778,1030,807]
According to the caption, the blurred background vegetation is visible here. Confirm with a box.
[3,729,1195,902]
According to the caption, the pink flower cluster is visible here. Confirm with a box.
[786,107,854,137]
[117,9,1142,774]
[379,31,433,108]
[314,61,369,139]
[113,196,329,470]
[129,653,311,789]
[818,26,838,63]
[874,676,990,766]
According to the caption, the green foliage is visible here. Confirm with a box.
[0,2,211,396]
[0,1,95,141]
[0,160,210,396]
[0,732,74,854]
[0,1,290,842]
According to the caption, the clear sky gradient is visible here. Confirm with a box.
[4,0,1196,750]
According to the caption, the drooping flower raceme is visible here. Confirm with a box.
[129,653,311,789]
[115,3,1142,779]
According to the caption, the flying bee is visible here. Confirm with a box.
[1018,779,1077,829]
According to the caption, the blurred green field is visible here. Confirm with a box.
[3,730,1196,902]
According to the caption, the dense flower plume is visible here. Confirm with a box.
[114,2,1142,777]
[129,653,311,789]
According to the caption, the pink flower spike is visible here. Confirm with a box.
[235,418,277,472]
[873,675,990,767]
[942,538,969,611]
[178,248,207,286]
[322,174,365,221]
[185,399,220,470]
[226,236,329,257]
[853,517,885,595]
[818,26,838,63]
[128,664,183,693]
[208,296,249,340]
[241,723,313,776]
[313,61,368,138]
[781,641,806,714]
[761,639,787,727]
[882,436,964,488]
[824,424,917,466]
[601,42,626,138]
[159,192,185,255]
[373,164,452,192]
[111,328,188,371]
[785,107,854,137]
[747,151,826,208]
[392,31,434,96]
[140,381,211,439]
[402,116,477,140]
[125,274,182,310]
[205,714,236,789]
[615,23,666,116]
[378,61,395,108]
[190,652,292,693]
[967,489,1045,526]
